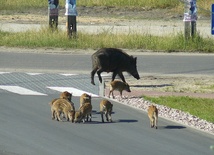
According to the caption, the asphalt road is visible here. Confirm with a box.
[0,49,214,155]
[0,50,214,76]
[0,93,213,155]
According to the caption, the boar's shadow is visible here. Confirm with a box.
[116,119,138,123]
[158,125,186,129]
[131,84,173,88]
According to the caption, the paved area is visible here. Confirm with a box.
[0,72,99,96]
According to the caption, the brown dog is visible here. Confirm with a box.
[108,80,131,98]
[148,105,158,129]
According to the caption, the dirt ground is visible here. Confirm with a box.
[0,7,213,98]
[0,6,209,24]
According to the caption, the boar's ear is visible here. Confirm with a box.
[134,57,137,62]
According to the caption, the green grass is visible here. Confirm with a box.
[0,0,179,10]
[143,96,214,123]
[0,0,213,16]
[0,28,213,52]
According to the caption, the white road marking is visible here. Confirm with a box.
[60,73,77,76]
[47,86,98,97]
[0,85,47,96]
[0,72,11,74]
[26,73,42,75]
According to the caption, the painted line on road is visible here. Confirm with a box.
[0,85,47,96]
[0,72,11,74]
[26,73,43,76]
[60,73,78,76]
[47,86,99,97]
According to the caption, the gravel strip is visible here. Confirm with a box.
[112,96,214,135]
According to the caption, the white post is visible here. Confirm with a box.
[65,0,77,38]
[183,0,197,38]
[99,80,105,97]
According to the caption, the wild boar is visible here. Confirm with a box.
[108,80,131,98]
[91,48,140,85]
[74,102,92,123]
[100,99,113,123]
[49,91,72,107]
[51,98,75,122]
[148,105,158,129]
[79,93,91,107]
[60,91,72,102]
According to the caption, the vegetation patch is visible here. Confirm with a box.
[143,96,214,123]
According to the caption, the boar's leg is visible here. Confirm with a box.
[105,111,109,122]
[101,112,104,123]
[119,90,123,99]
[96,69,104,84]
[55,111,62,121]
[51,109,55,120]
[108,90,115,98]
[108,113,112,122]
[117,72,126,83]
[91,68,97,85]
[112,71,126,83]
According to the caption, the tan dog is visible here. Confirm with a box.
[148,105,158,129]
[51,98,75,122]
[108,80,131,98]
[60,91,72,102]
[74,102,92,123]
[80,93,91,107]
[100,99,113,123]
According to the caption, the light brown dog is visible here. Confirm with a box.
[51,98,75,122]
[148,105,158,129]
[108,80,131,98]
[100,99,113,123]
[79,93,91,107]
[74,102,92,123]
[60,91,72,102]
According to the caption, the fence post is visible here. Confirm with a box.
[48,0,59,29]
[99,79,105,97]
[183,0,197,38]
[65,0,77,38]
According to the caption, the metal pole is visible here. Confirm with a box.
[48,0,59,29]
[65,0,77,38]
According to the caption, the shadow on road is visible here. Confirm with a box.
[160,125,186,129]
[131,84,173,88]
[115,119,138,123]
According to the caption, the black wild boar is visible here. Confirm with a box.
[91,48,140,85]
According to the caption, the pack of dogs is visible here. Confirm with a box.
[49,80,158,129]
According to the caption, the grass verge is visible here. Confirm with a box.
[0,28,213,52]
[143,96,214,123]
